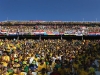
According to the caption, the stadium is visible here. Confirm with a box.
[0,21,100,75]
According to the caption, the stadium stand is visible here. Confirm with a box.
[0,21,100,75]
[0,21,100,36]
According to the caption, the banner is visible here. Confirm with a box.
[19,32,24,35]
[75,32,83,36]
[46,31,54,35]
[64,30,75,35]
[75,30,83,36]
[33,30,47,35]
[96,33,100,35]
[88,32,96,36]
[81,26,87,29]
[33,32,47,35]
[59,32,64,35]
[53,31,59,35]
[0,30,7,35]
[9,32,17,35]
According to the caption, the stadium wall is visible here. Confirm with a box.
[0,35,100,40]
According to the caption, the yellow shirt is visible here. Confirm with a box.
[19,56,22,61]
[58,68,66,75]
[73,63,79,70]
[13,47,16,50]
[72,56,75,59]
[2,56,10,67]
[38,72,47,75]
[2,56,10,62]
[65,68,71,73]
[0,69,1,73]
[13,64,20,68]
[79,70,88,75]
[38,63,46,71]
[2,62,8,67]
[20,72,26,75]
[52,62,56,68]
[2,72,9,75]
[0,42,3,45]
[13,74,18,75]
[34,58,39,62]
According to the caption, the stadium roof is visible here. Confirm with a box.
[0,20,100,25]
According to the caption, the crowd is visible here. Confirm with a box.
[0,39,100,75]
[1,25,100,35]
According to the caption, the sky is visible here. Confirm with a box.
[0,0,100,21]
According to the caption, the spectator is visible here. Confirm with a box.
[50,67,61,75]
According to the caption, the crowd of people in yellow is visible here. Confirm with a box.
[0,39,100,75]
